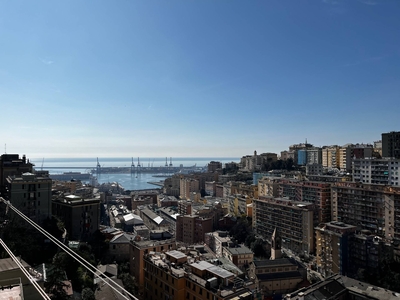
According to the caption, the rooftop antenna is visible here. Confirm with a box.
[4,143,6,154]
[41,158,44,171]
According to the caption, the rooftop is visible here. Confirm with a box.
[253,258,297,268]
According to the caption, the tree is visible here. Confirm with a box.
[251,239,268,258]
[44,267,70,300]
[81,288,95,300]
[229,216,252,244]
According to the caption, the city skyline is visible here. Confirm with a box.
[1,0,399,158]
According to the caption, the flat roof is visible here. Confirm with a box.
[0,257,29,272]
[153,216,164,224]
[166,250,187,260]
[190,261,234,279]
[253,258,297,268]
[191,261,214,271]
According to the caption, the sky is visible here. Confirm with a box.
[0,0,399,159]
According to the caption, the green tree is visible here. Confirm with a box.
[118,273,138,296]
[251,239,268,258]
[44,267,70,300]
[81,287,95,300]
[229,216,252,244]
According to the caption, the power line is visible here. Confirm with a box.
[0,198,138,300]
[0,238,50,300]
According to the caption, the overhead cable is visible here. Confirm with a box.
[0,198,137,300]
[0,238,51,300]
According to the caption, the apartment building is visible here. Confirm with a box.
[352,157,400,186]
[129,238,176,296]
[163,175,181,197]
[253,196,314,255]
[226,194,252,216]
[176,215,213,244]
[279,179,332,223]
[331,182,399,238]
[5,172,52,224]
[0,154,33,195]
[180,178,200,200]
[258,176,280,198]
[52,195,101,241]
[205,231,232,257]
[315,221,356,277]
[322,146,340,169]
[383,186,400,242]
[338,145,353,171]
[208,161,222,172]
[306,148,322,165]
[305,163,323,175]
[178,200,193,215]
[349,230,382,276]
[382,131,400,158]
[338,144,374,171]
[240,151,278,172]
[297,150,307,166]
[205,181,217,196]
[231,182,258,199]
[143,250,253,300]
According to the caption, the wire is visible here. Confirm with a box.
[0,238,51,300]
[1,198,138,300]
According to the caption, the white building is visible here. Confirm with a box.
[352,157,400,186]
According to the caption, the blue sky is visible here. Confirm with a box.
[0,0,399,158]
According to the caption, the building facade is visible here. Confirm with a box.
[315,221,356,277]
[253,196,314,255]
[382,131,400,159]
[352,157,400,186]
[176,215,213,244]
[5,172,52,224]
[52,195,101,241]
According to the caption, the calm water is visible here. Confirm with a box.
[31,157,239,191]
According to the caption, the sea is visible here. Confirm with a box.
[30,157,239,191]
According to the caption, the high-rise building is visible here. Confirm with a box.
[0,154,33,196]
[258,177,280,198]
[306,148,322,165]
[279,179,332,223]
[179,178,199,200]
[322,146,340,169]
[352,157,400,186]
[382,131,400,158]
[315,221,356,277]
[5,172,52,224]
[253,196,314,255]
[176,215,213,244]
[331,183,400,244]
[52,195,101,241]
